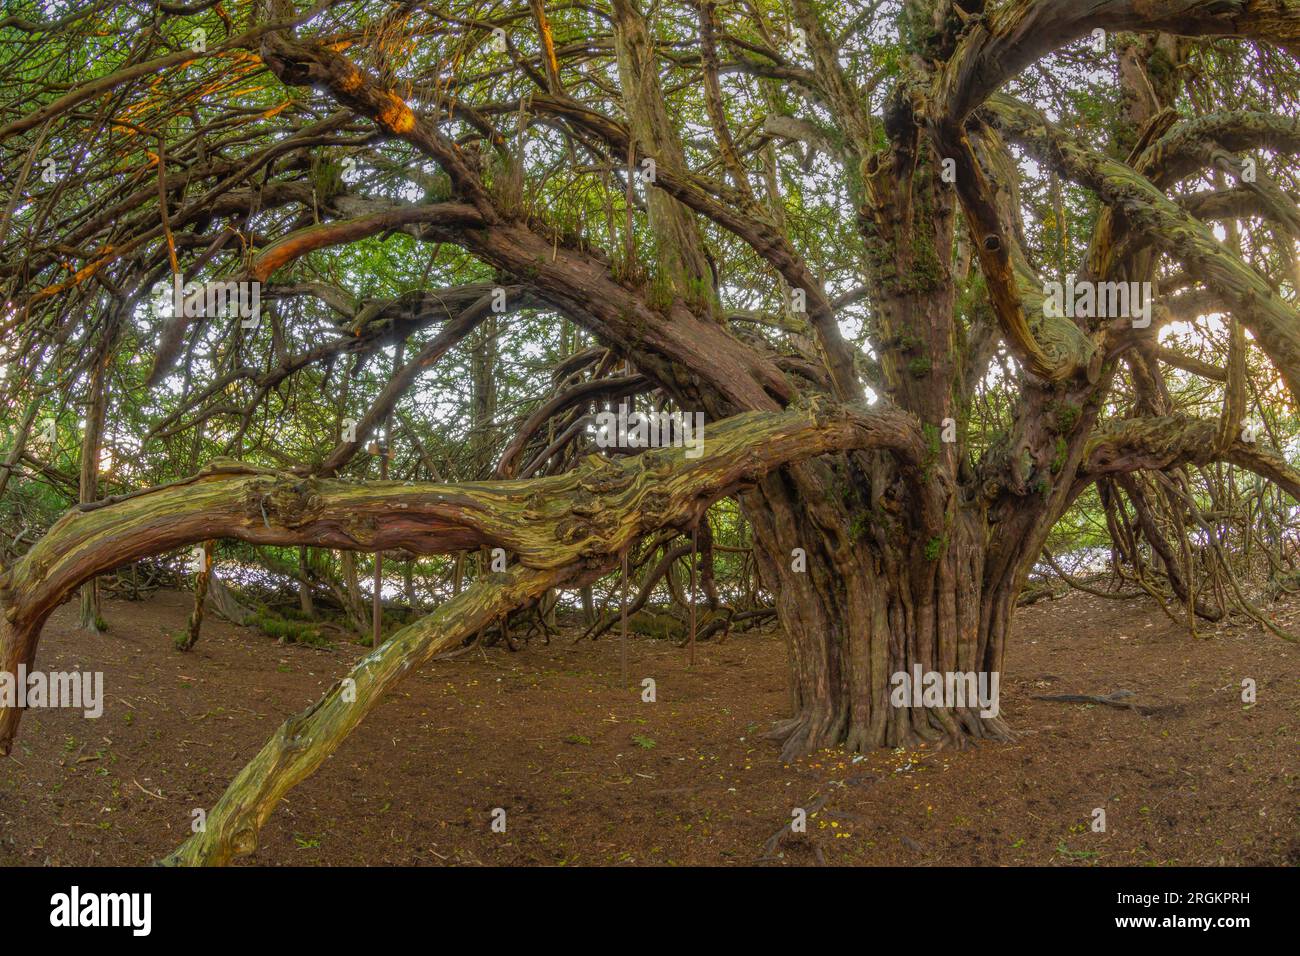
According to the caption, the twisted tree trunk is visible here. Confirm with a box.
[747,479,1024,758]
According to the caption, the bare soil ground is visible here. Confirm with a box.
[1,587,1295,866]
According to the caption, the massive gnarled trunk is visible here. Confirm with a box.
[728,120,1009,756]
[744,469,1023,758]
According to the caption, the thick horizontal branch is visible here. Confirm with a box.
[1083,413,1300,499]
[0,399,924,753]
[1142,111,1300,188]
[250,204,482,282]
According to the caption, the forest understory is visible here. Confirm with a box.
[1,584,1294,867]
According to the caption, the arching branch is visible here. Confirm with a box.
[937,0,1300,128]
[988,94,1300,401]
[1082,413,1300,499]
[0,399,926,755]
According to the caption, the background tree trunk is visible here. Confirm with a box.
[339,550,366,632]
[297,546,315,619]
[208,573,255,627]
[77,340,110,633]
[177,540,214,651]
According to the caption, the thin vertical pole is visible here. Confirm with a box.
[373,345,401,649]
[620,548,629,688]
[372,446,387,648]
[689,524,697,666]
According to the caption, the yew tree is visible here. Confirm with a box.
[1,0,1299,863]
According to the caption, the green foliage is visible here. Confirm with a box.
[1048,400,1082,435]
[628,609,681,640]
[251,611,331,648]
[425,171,454,203]
[1051,436,1069,474]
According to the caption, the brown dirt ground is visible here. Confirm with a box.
[0,586,1296,866]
